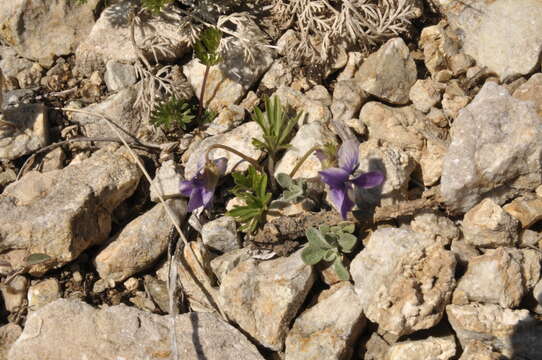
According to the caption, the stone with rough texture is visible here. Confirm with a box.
[0,323,22,360]
[0,0,99,66]
[1,275,28,312]
[27,278,60,310]
[274,122,336,179]
[75,1,189,73]
[331,80,368,123]
[260,58,293,90]
[462,199,519,248]
[0,148,141,273]
[351,228,456,336]
[356,38,416,104]
[150,160,184,202]
[0,104,48,160]
[210,248,252,283]
[411,211,460,246]
[420,140,446,186]
[447,0,542,80]
[503,196,542,229]
[447,303,542,358]
[8,299,265,360]
[220,250,315,351]
[201,216,240,254]
[273,86,332,125]
[513,73,542,117]
[534,278,542,307]
[104,61,137,92]
[285,283,365,360]
[458,340,504,360]
[419,23,459,76]
[184,122,264,178]
[205,104,245,136]
[409,79,443,113]
[386,336,457,360]
[95,199,186,283]
[441,82,542,213]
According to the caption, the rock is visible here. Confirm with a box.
[458,340,504,360]
[410,211,460,247]
[27,278,60,310]
[184,121,264,178]
[210,248,252,283]
[95,199,186,283]
[351,228,456,336]
[274,122,336,179]
[419,23,459,76]
[447,0,542,81]
[41,147,65,172]
[441,82,542,213]
[442,92,470,120]
[462,199,519,248]
[513,73,542,117]
[452,248,525,308]
[305,85,332,107]
[448,53,474,77]
[0,103,48,160]
[519,248,542,290]
[503,196,542,228]
[450,240,479,267]
[75,1,189,73]
[337,52,363,81]
[70,87,143,144]
[0,46,33,80]
[534,278,542,307]
[331,80,368,123]
[201,216,240,254]
[272,86,332,125]
[447,303,542,358]
[284,283,366,360]
[360,332,394,360]
[143,275,169,313]
[0,323,22,360]
[519,229,541,248]
[220,250,315,350]
[419,139,446,186]
[104,61,137,92]
[123,277,139,292]
[8,299,265,360]
[409,79,443,113]
[0,0,99,66]
[150,160,183,202]
[1,275,28,312]
[386,336,457,360]
[260,59,293,90]
[356,38,416,104]
[205,104,245,136]
[0,148,141,273]
[359,102,425,153]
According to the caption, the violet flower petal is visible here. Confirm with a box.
[351,171,385,188]
[180,180,195,196]
[213,157,228,175]
[319,168,350,188]
[338,139,360,173]
[330,186,354,220]
[187,188,204,212]
[201,186,215,208]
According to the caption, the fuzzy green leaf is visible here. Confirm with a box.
[323,249,337,262]
[338,233,357,253]
[333,257,350,281]
[301,246,325,265]
[276,173,293,189]
[306,227,332,249]
[25,253,52,266]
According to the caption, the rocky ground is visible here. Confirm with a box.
[2,0,542,359]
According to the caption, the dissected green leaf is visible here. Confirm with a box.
[25,253,52,266]
[333,257,350,281]
[195,27,222,66]
[301,246,325,265]
[306,227,332,249]
[338,233,357,253]
[150,97,195,131]
[142,0,173,14]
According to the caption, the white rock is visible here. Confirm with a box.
[210,248,252,283]
[150,160,184,202]
[386,336,457,360]
[260,59,293,90]
[205,104,245,136]
[27,278,60,310]
[410,211,460,246]
[331,80,368,123]
[201,216,240,254]
[272,86,332,125]
[104,61,137,92]
[409,79,443,113]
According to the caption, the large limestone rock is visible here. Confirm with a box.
[219,250,315,351]
[386,336,457,360]
[0,0,99,66]
[94,199,187,283]
[351,228,456,336]
[0,148,141,273]
[513,73,542,117]
[0,323,22,360]
[285,283,366,360]
[8,299,265,360]
[356,37,417,104]
[441,82,542,213]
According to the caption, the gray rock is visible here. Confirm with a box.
[513,73,542,117]
[0,103,48,160]
[0,323,22,360]
[210,248,252,283]
[441,82,542,213]
[75,1,189,73]
[450,240,479,267]
[150,160,184,202]
[95,199,186,283]
[8,299,265,360]
[461,199,519,248]
[0,275,28,312]
[104,61,137,92]
[260,59,293,90]
[351,228,456,336]
[205,104,245,136]
[220,250,315,350]
[447,303,542,358]
[331,79,368,123]
[0,46,33,79]
[410,211,460,247]
[274,122,337,179]
[409,79,443,113]
[0,148,141,274]
[201,216,240,254]
[284,283,366,360]
[386,336,457,360]
[272,86,332,125]
[27,278,60,310]
[0,0,99,67]
[356,38,417,104]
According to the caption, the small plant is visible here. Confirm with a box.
[150,97,195,131]
[227,166,272,234]
[142,0,173,14]
[180,158,228,212]
[194,27,223,118]
[301,223,358,281]
[275,173,306,203]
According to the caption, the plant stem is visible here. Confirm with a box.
[289,145,321,178]
[198,64,211,119]
[267,153,277,192]
[205,144,263,172]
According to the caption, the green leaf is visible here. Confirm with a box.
[323,249,337,262]
[142,0,173,14]
[150,97,196,131]
[25,253,52,266]
[194,27,222,66]
[301,246,325,265]
[338,233,357,253]
[306,227,332,249]
[333,257,350,281]
[276,173,293,189]
[339,222,356,234]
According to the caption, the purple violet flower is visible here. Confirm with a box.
[180,157,228,212]
[318,140,384,219]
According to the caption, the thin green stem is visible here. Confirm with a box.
[289,145,321,178]
[205,144,263,172]
[198,64,211,119]
[267,153,277,192]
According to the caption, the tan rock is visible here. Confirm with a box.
[272,86,332,125]
[513,73,542,117]
[1,275,28,312]
[458,340,504,360]
[150,160,184,202]
[419,23,459,76]
[503,196,542,228]
[409,79,443,113]
[0,323,22,360]
[386,335,457,360]
[411,211,460,246]
[27,278,60,310]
